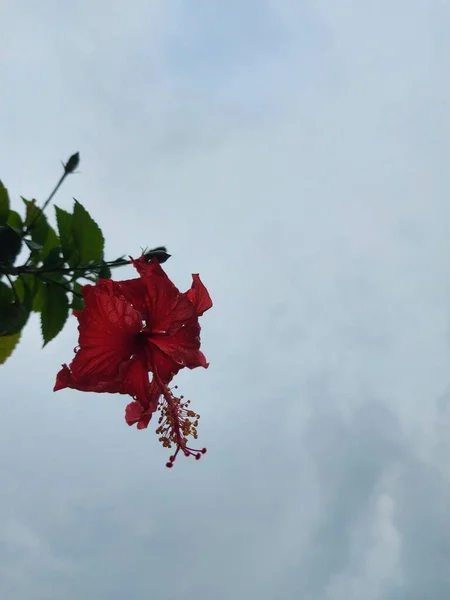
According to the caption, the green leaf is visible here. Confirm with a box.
[55,206,79,268]
[42,245,65,269]
[41,225,59,260]
[23,198,60,261]
[0,301,29,335]
[12,275,32,303]
[0,180,10,226]
[55,201,105,271]
[31,278,46,312]
[0,279,32,336]
[6,210,23,233]
[41,282,69,346]
[22,197,38,228]
[71,281,84,311]
[0,280,13,307]
[0,225,23,266]
[72,199,104,264]
[12,275,45,312]
[0,330,21,364]
[22,199,41,231]
[24,239,42,251]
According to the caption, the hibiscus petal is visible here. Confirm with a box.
[120,356,159,409]
[125,379,162,428]
[70,282,142,384]
[130,257,196,333]
[125,401,154,429]
[185,274,213,316]
[54,363,129,394]
[149,321,209,371]
[143,343,182,382]
[54,364,73,391]
[112,278,147,314]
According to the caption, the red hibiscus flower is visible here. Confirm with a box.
[54,256,212,467]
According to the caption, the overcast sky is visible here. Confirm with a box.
[1,1,450,598]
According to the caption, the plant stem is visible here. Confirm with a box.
[2,247,169,277]
[15,258,129,276]
[40,276,82,298]
[24,152,79,236]
[24,172,66,236]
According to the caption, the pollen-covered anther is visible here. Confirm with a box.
[155,386,207,467]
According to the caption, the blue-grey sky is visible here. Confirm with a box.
[1,1,450,598]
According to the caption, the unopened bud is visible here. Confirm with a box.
[64,152,80,174]
[143,246,171,264]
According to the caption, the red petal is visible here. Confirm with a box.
[54,355,162,420]
[149,320,209,371]
[54,364,73,391]
[54,362,129,394]
[125,401,142,425]
[125,401,154,429]
[112,278,147,315]
[185,274,213,316]
[125,379,162,428]
[70,282,142,384]
[143,343,182,382]
[119,356,159,409]
[131,257,196,333]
